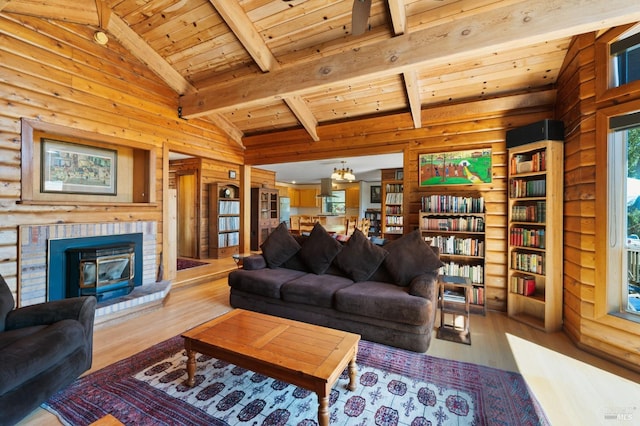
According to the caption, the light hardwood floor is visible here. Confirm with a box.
[19,273,640,426]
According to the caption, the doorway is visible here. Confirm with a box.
[176,171,198,258]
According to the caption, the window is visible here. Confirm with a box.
[610,31,640,88]
[608,113,640,316]
[321,190,345,215]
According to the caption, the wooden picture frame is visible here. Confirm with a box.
[229,170,237,179]
[370,185,381,203]
[41,138,117,195]
[419,148,492,186]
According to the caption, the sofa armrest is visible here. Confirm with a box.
[408,273,438,300]
[242,254,267,270]
[5,296,97,334]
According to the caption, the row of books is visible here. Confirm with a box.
[510,150,547,175]
[218,217,240,232]
[510,275,537,296]
[385,183,403,193]
[421,195,485,213]
[442,286,485,305]
[509,178,546,198]
[440,261,484,284]
[511,202,546,222]
[218,232,239,247]
[428,236,484,257]
[218,200,240,215]
[511,252,545,274]
[510,227,545,249]
[385,205,403,215]
[385,215,404,225]
[385,192,403,204]
[385,226,403,233]
[421,216,485,232]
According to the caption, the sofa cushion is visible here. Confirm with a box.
[281,274,354,308]
[228,268,307,299]
[260,222,301,268]
[299,223,343,274]
[0,325,47,351]
[0,319,85,395]
[383,230,444,286]
[334,281,431,326]
[334,228,388,282]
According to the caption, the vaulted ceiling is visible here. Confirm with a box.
[3,0,640,145]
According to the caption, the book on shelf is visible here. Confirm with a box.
[443,288,466,303]
[510,151,546,174]
[421,195,484,213]
[511,275,536,296]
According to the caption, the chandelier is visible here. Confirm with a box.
[331,161,356,182]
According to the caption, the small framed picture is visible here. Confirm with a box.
[229,170,236,179]
[395,170,404,180]
[370,185,381,203]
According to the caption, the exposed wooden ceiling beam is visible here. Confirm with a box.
[284,96,319,142]
[180,0,640,119]
[208,0,321,141]
[388,0,406,35]
[0,1,10,12]
[94,0,111,30]
[208,0,279,73]
[403,70,421,129]
[106,13,244,145]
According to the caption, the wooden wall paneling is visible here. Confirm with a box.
[0,11,240,301]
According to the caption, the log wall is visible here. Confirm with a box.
[556,31,640,371]
[0,13,243,299]
[244,94,558,311]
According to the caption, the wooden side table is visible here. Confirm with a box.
[437,275,472,345]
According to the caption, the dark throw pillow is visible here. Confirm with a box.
[260,222,301,268]
[384,229,444,286]
[334,228,388,282]
[299,222,343,274]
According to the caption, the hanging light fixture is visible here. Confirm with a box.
[331,161,356,182]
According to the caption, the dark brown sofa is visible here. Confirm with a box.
[229,223,442,352]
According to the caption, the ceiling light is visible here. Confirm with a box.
[331,161,356,182]
[94,31,108,45]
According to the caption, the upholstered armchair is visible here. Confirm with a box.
[0,274,96,425]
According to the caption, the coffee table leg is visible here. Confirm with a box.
[347,354,358,391]
[318,394,329,426]
[185,345,196,387]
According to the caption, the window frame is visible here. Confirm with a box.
[596,99,640,324]
[595,23,640,103]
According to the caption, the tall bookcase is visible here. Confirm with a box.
[507,139,563,332]
[381,168,404,239]
[364,209,382,237]
[250,187,279,251]
[420,194,486,314]
[208,183,240,259]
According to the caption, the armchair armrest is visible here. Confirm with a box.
[242,254,267,270]
[5,296,97,333]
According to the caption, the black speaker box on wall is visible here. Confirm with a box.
[505,119,564,148]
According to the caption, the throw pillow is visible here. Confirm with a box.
[299,222,343,274]
[260,222,301,268]
[334,228,388,282]
[384,229,444,286]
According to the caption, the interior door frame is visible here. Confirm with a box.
[176,169,201,259]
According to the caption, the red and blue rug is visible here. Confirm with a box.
[44,336,549,425]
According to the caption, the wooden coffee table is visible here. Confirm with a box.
[181,309,360,426]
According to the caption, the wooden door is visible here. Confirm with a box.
[177,172,198,258]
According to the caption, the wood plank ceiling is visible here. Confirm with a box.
[3,0,640,146]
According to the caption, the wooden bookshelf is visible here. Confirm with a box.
[208,183,240,259]
[420,194,486,314]
[381,168,404,240]
[506,138,563,332]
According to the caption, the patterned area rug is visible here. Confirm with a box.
[45,336,549,426]
[177,258,209,270]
